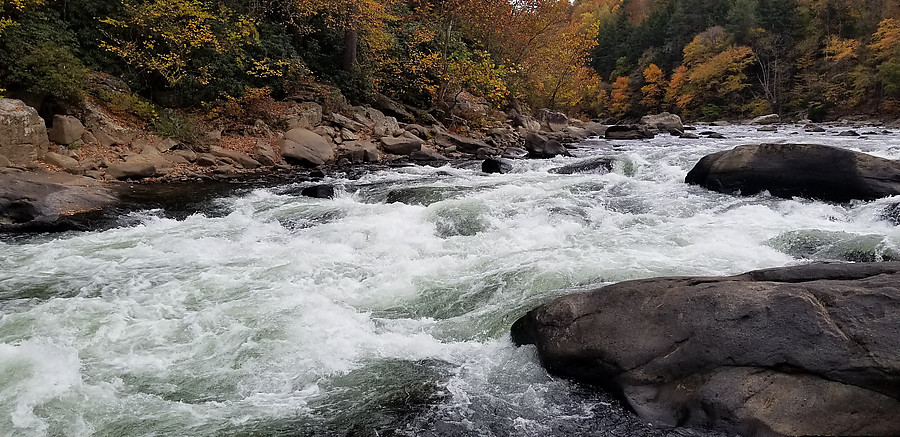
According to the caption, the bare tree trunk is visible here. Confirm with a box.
[342,1,359,71]
[343,28,358,71]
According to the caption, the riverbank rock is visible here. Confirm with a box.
[280,128,335,167]
[435,132,492,155]
[640,112,683,134]
[0,98,50,164]
[0,168,120,230]
[48,115,86,145]
[605,125,654,140]
[511,261,900,437]
[107,162,157,180]
[380,136,423,155]
[685,143,900,202]
[524,132,570,159]
[536,109,569,132]
[750,113,780,124]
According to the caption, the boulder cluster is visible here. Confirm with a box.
[0,97,608,183]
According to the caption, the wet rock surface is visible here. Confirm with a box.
[512,261,900,437]
[686,143,900,202]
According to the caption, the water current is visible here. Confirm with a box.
[1,125,899,436]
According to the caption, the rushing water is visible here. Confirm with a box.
[2,125,899,436]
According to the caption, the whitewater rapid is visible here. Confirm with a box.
[1,125,899,436]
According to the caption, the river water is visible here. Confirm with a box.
[1,125,899,436]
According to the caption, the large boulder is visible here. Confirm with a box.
[283,102,323,130]
[640,112,683,134]
[106,162,157,180]
[0,98,49,163]
[0,169,119,229]
[524,132,570,159]
[750,113,780,124]
[605,125,655,140]
[434,132,493,155]
[536,109,569,132]
[279,128,335,167]
[373,93,414,122]
[511,262,900,437]
[48,115,86,145]
[685,143,900,202]
[380,136,423,156]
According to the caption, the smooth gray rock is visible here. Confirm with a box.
[280,128,334,167]
[48,115,86,145]
[605,125,654,140]
[106,162,157,180]
[209,146,261,169]
[524,132,570,159]
[750,113,780,124]
[685,143,900,202]
[640,112,683,133]
[434,132,492,154]
[511,262,900,437]
[0,169,119,229]
[42,152,80,173]
[380,136,423,155]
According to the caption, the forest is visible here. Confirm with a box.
[1,0,899,124]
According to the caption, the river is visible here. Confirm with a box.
[1,125,899,436]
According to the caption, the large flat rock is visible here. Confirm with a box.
[685,143,900,201]
[512,262,900,436]
[0,169,120,230]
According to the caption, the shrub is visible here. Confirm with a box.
[0,14,87,104]
[152,109,206,145]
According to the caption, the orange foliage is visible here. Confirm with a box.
[610,76,631,117]
[640,63,665,111]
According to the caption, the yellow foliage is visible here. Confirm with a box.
[0,0,43,33]
[100,0,258,86]
[871,18,900,60]
[825,36,860,62]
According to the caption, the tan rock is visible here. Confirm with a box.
[48,115,86,145]
[209,146,261,169]
[0,98,49,164]
[42,152,81,173]
[107,162,157,180]
[280,128,334,167]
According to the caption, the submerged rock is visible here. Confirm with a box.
[685,143,900,202]
[549,157,614,175]
[482,157,513,174]
[511,261,900,437]
[301,184,335,199]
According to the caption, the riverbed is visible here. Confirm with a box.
[1,125,898,436]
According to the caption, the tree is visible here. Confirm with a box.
[640,63,665,111]
[100,0,258,88]
[610,75,631,117]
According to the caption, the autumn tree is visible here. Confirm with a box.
[610,75,631,117]
[871,18,900,99]
[640,63,665,111]
[100,0,258,88]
